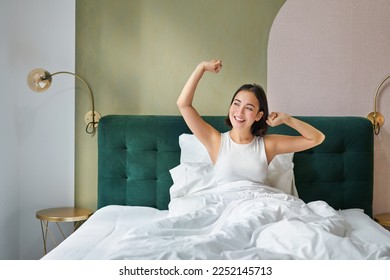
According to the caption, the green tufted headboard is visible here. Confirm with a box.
[97,115,374,217]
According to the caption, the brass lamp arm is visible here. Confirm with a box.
[373,75,390,116]
[49,71,97,134]
[367,75,390,135]
[27,68,101,135]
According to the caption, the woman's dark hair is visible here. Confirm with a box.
[224,83,269,137]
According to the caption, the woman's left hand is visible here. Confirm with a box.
[266,112,290,127]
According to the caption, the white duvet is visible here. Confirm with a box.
[105,180,390,260]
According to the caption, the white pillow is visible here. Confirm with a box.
[179,133,212,164]
[169,162,216,199]
[265,153,298,197]
[177,133,298,196]
[168,163,217,217]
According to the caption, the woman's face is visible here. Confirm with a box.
[228,90,263,130]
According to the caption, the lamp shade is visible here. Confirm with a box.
[27,68,53,93]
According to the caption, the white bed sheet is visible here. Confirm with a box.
[42,205,168,260]
[42,204,390,260]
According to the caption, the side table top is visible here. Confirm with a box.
[374,213,390,227]
[36,207,94,222]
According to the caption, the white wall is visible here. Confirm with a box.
[0,0,19,259]
[268,0,390,215]
[0,0,75,259]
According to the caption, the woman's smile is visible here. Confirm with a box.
[234,116,245,122]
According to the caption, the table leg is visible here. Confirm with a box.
[39,220,66,255]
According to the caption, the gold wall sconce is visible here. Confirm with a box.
[27,69,101,134]
[367,75,390,135]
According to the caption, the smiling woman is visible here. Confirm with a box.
[177,60,325,169]
[224,84,269,140]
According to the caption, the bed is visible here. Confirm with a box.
[42,115,390,260]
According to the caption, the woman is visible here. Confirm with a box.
[177,59,325,185]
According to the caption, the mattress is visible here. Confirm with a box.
[42,204,390,260]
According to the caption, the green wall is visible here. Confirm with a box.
[75,0,286,209]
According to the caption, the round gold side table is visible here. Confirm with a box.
[36,207,93,255]
[374,213,390,229]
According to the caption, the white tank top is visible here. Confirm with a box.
[214,132,268,185]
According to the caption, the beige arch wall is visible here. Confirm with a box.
[268,0,390,215]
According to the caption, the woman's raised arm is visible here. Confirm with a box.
[264,112,325,163]
[177,60,223,163]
